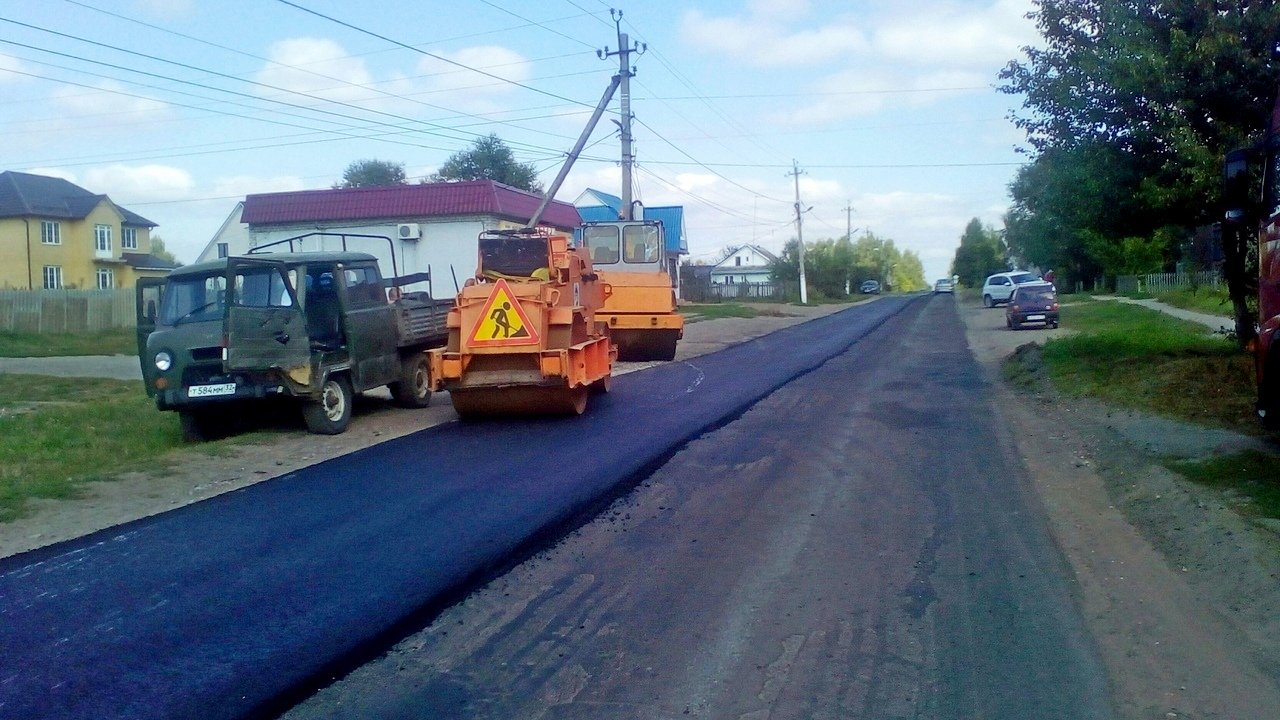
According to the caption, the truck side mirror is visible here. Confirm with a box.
[1223,148,1253,225]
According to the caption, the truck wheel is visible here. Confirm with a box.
[303,375,353,435]
[390,353,432,408]
[178,410,216,442]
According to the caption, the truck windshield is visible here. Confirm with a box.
[161,273,227,325]
[622,224,660,264]
[479,236,549,278]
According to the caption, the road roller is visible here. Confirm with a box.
[580,218,683,361]
[427,228,615,419]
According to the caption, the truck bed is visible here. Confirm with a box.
[396,292,453,348]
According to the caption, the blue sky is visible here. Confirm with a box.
[0,0,1039,281]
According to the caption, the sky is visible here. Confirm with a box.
[0,0,1041,282]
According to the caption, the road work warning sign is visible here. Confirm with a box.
[468,278,540,347]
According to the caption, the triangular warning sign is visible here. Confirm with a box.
[468,278,540,347]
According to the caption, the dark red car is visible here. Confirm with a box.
[1006,282,1059,329]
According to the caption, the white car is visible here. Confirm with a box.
[933,278,954,294]
[981,271,1037,307]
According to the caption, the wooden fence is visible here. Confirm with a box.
[1115,271,1222,295]
[0,289,137,333]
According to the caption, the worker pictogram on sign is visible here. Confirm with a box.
[468,278,540,346]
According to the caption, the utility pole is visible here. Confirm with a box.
[844,201,854,242]
[601,10,644,221]
[789,160,808,304]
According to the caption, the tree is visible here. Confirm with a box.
[950,219,1003,288]
[432,134,543,193]
[999,0,1280,328]
[336,159,406,188]
[149,235,180,265]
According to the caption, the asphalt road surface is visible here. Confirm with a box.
[1,296,963,720]
[285,295,1112,719]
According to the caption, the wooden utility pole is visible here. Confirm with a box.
[789,160,807,304]
[601,10,643,221]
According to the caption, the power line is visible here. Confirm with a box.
[633,117,792,204]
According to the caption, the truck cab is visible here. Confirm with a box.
[138,251,448,440]
[580,219,683,360]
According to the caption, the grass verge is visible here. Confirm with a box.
[1165,451,1280,520]
[681,303,761,321]
[0,374,268,523]
[1005,301,1255,431]
[0,328,136,357]
[1153,287,1234,317]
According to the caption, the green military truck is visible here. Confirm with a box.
[136,238,451,440]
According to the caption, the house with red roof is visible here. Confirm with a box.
[199,179,580,295]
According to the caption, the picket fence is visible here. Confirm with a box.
[0,289,137,333]
[1114,271,1222,295]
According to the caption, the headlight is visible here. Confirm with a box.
[154,351,173,372]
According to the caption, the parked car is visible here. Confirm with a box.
[860,280,881,294]
[981,271,1037,307]
[1006,282,1060,329]
[933,278,954,294]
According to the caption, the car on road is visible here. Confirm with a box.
[933,278,954,294]
[1006,281,1059,329]
[981,271,1037,307]
[860,279,881,294]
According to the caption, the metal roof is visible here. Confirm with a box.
[241,180,581,231]
[575,189,688,254]
[0,171,157,226]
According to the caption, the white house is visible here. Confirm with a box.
[195,201,250,263]
[710,244,779,285]
[231,180,580,297]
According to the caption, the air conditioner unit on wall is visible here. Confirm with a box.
[397,223,421,241]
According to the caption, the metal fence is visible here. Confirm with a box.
[1115,271,1222,295]
[0,289,136,333]
[683,280,788,303]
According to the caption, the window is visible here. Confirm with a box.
[96,268,114,289]
[583,225,620,265]
[343,264,384,306]
[161,274,227,325]
[622,224,659,263]
[121,227,138,250]
[735,256,742,266]
[42,265,62,289]
[40,221,61,245]
[216,242,229,259]
[95,224,112,252]
[233,267,294,308]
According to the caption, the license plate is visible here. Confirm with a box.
[188,383,236,398]
[1027,314,1046,321]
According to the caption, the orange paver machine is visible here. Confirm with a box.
[581,219,684,361]
[427,228,615,418]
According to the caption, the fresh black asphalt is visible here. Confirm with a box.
[0,297,915,720]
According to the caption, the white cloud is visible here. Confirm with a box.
[680,9,867,68]
[255,38,376,105]
[82,165,195,203]
[50,81,171,126]
[211,175,307,198]
[871,0,1039,68]
[0,53,28,83]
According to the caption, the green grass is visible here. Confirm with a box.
[1008,301,1256,430]
[0,373,272,522]
[0,328,136,357]
[1165,451,1280,520]
[1153,287,1234,317]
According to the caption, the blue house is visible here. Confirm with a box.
[573,189,689,257]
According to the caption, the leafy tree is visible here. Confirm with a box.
[336,159,406,188]
[149,235,179,265]
[950,219,1003,287]
[431,134,543,193]
[771,232,925,296]
[999,0,1280,335]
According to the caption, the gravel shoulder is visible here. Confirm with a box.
[0,302,859,559]
[960,296,1280,719]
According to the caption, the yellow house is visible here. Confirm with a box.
[0,171,176,290]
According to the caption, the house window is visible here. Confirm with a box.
[122,227,138,250]
[95,224,112,252]
[40,221,61,245]
[96,268,114,289]
[217,242,229,259]
[735,256,741,266]
[42,265,62,289]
